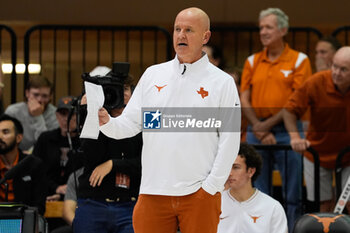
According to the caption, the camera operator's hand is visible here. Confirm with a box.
[89,160,113,187]
[98,108,110,126]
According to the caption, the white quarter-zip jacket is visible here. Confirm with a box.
[218,189,288,233]
[100,54,241,196]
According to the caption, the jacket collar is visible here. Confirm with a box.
[173,53,209,76]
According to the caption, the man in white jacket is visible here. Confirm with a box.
[98,7,241,233]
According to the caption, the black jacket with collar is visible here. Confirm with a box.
[78,132,142,200]
[33,128,81,196]
[12,150,47,215]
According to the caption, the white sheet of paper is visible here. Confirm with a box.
[80,81,105,139]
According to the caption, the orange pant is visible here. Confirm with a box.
[133,188,221,233]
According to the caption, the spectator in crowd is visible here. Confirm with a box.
[240,7,312,230]
[63,168,82,227]
[51,168,83,233]
[73,69,143,233]
[202,43,226,69]
[315,36,342,72]
[5,76,59,152]
[218,143,288,233]
[33,96,80,201]
[98,7,241,233]
[0,114,46,215]
[283,46,350,213]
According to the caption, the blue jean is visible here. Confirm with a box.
[73,198,136,233]
[247,122,303,232]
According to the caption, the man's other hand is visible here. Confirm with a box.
[89,160,113,187]
[261,132,277,145]
[290,138,310,153]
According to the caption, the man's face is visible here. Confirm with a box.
[259,14,286,48]
[0,120,21,155]
[25,87,52,108]
[331,51,350,91]
[124,85,132,105]
[56,109,77,136]
[173,11,210,63]
[227,155,255,191]
[316,41,336,69]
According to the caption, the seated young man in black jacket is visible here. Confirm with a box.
[0,114,47,215]
[33,96,80,201]
[73,70,142,233]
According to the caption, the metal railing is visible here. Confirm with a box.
[332,26,350,45]
[9,24,350,105]
[23,25,172,103]
[335,146,350,200]
[0,24,17,104]
[251,144,320,212]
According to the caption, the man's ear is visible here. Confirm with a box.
[203,31,211,45]
[25,89,30,100]
[280,27,287,37]
[16,134,23,144]
[248,167,256,178]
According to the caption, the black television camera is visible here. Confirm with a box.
[82,62,130,111]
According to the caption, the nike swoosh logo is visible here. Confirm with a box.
[220,216,229,220]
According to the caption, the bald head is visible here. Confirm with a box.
[173,7,211,63]
[334,46,350,61]
[176,7,210,31]
[331,46,350,94]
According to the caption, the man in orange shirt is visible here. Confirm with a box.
[284,46,350,213]
[0,114,46,215]
[240,8,312,230]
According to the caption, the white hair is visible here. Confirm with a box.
[259,8,289,30]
